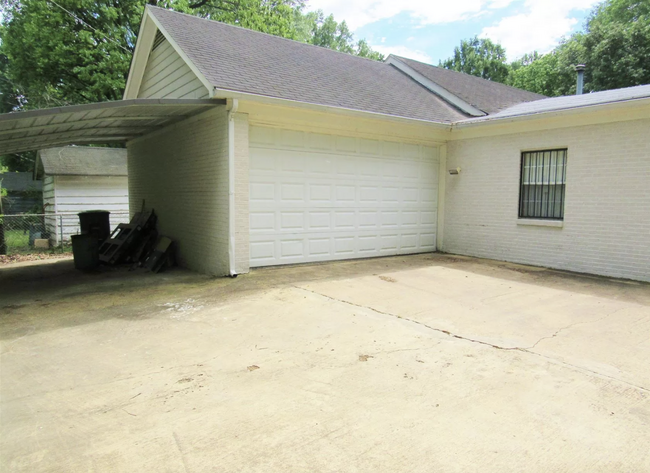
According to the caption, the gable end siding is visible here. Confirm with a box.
[137,38,209,99]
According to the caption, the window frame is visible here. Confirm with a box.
[518,148,568,221]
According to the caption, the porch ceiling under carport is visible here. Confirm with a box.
[0,98,225,155]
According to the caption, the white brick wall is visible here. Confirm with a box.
[127,107,230,275]
[444,118,650,282]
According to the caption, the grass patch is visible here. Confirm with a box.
[2,229,71,255]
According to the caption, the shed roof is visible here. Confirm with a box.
[146,6,469,123]
[36,147,127,177]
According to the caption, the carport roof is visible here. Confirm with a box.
[0,98,223,155]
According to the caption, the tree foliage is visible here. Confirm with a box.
[439,36,510,83]
[507,0,649,95]
[583,0,650,91]
[440,0,649,96]
[507,36,587,96]
[307,10,383,60]
[0,0,382,112]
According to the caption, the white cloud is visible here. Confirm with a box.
[306,0,510,30]
[306,0,599,63]
[480,0,600,58]
[370,45,433,64]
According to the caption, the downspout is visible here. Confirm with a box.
[227,98,239,277]
[436,144,447,252]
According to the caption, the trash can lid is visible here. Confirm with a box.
[78,210,110,215]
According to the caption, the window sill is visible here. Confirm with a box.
[517,219,564,228]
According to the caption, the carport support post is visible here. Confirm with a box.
[436,144,447,251]
[227,99,238,276]
[225,100,250,276]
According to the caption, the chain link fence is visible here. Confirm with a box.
[0,212,130,255]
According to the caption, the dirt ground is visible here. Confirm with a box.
[1,254,649,472]
[0,252,71,265]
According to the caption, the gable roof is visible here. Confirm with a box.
[144,6,468,123]
[36,147,127,178]
[460,84,650,123]
[389,55,545,114]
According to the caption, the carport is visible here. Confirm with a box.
[0,98,224,261]
[0,98,222,154]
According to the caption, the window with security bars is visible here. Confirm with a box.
[519,149,567,220]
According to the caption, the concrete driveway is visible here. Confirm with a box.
[1,254,649,472]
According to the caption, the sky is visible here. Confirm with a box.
[305,0,602,64]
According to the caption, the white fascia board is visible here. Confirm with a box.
[385,55,486,117]
[123,11,157,99]
[212,87,453,132]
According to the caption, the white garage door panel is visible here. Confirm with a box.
[249,127,439,267]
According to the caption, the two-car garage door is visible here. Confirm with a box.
[249,126,439,267]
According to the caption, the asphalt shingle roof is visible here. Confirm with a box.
[392,56,546,114]
[460,84,650,122]
[38,147,127,177]
[147,6,469,123]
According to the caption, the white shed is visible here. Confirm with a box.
[35,147,130,244]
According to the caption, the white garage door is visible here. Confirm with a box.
[249,126,439,267]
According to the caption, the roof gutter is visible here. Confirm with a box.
[451,95,650,130]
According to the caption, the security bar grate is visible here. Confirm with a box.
[519,149,567,220]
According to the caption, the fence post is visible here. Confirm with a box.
[0,218,5,255]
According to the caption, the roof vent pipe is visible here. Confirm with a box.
[575,64,586,95]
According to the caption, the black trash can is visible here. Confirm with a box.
[78,211,111,241]
[71,234,99,270]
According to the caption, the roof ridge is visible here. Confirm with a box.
[146,5,387,66]
[393,55,546,98]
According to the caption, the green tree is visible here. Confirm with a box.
[181,0,305,40]
[306,10,382,59]
[0,0,383,112]
[506,0,649,96]
[440,36,510,83]
[507,36,587,96]
[0,0,145,108]
[310,12,354,53]
[583,0,650,91]
[355,39,384,61]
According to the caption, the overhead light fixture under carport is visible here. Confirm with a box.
[0,98,225,155]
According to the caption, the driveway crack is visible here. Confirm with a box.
[295,286,649,393]
[526,308,626,350]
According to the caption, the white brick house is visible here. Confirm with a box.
[0,6,648,282]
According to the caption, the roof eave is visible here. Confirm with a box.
[212,87,455,130]
[452,95,650,128]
